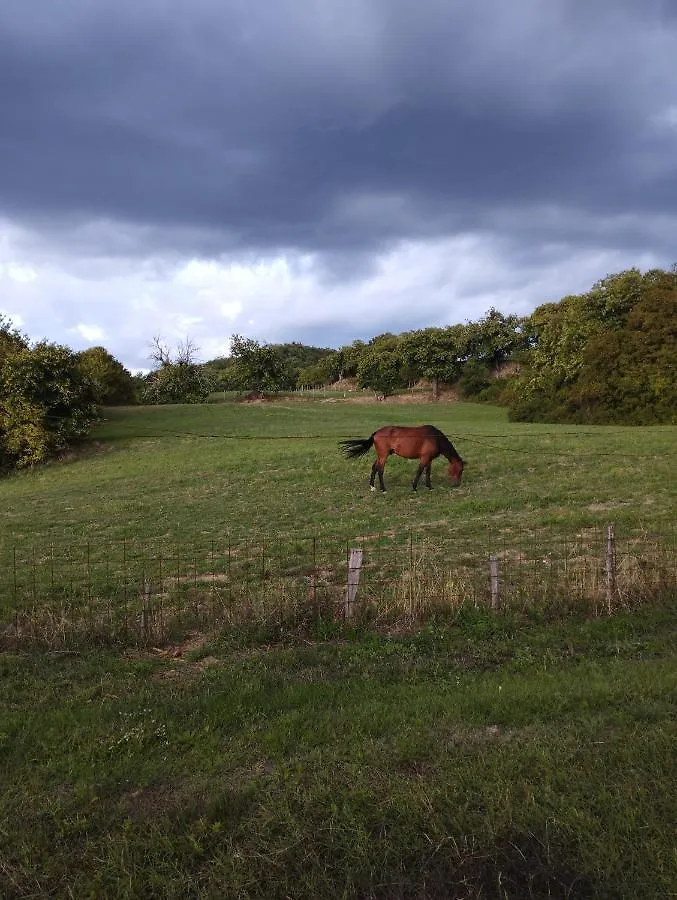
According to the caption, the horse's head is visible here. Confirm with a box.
[448,456,464,486]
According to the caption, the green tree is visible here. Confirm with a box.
[0,315,28,362]
[510,293,607,419]
[0,316,29,468]
[356,345,407,398]
[77,346,136,405]
[141,336,214,404]
[0,340,98,468]
[586,268,644,329]
[508,267,677,423]
[570,286,677,424]
[297,353,340,388]
[228,334,288,392]
[271,342,335,388]
[401,326,469,399]
[466,309,526,370]
[202,356,239,391]
[334,341,367,380]
[141,364,215,405]
[457,358,493,398]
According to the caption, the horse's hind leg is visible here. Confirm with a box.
[370,457,387,492]
[378,465,386,491]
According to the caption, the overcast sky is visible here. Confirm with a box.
[1,0,676,371]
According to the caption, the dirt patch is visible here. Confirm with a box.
[587,501,629,512]
[384,388,459,403]
[55,440,115,464]
[148,631,209,659]
[123,780,208,822]
[332,377,359,391]
[240,390,274,403]
[335,387,459,404]
[291,378,460,403]
[443,724,506,747]
[491,361,522,379]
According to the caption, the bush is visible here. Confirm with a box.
[77,347,136,405]
[140,363,215,404]
[457,360,492,398]
[507,268,677,424]
[0,342,98,468]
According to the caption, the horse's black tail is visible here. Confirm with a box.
[338,435,374,459]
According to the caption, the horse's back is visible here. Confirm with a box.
[373,424,441,460]
[374,424,439,441]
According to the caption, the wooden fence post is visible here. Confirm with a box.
[605,523,616,614]
[344,548,363,619]
[489,555,499,609]
[141,579,152,642]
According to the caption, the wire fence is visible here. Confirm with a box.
[1,524,675,648]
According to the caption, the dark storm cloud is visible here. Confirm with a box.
[1,0,676,264]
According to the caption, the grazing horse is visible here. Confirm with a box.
[339,425,464,492]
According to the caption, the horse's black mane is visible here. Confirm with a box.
[424,425,462,461]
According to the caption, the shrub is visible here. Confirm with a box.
[140,363,215,404]
[457,360,492,398]
[77,347,136,405]
[0,342,98,468]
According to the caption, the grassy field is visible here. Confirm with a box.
[2,398,675,545]
[1,605,676,898]
[1,399,676,897]
[1,398,674,642]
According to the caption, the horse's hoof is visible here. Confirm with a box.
[370,485,376,492]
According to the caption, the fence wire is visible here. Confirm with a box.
[1,524,675,647]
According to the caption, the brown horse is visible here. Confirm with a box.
[339,425,464,492]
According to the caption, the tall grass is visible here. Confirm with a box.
[2,503,674,650]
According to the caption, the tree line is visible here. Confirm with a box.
[508,267,677,425]
[211,266,677,428]
[208,310,524,401]
[1,266,675,470]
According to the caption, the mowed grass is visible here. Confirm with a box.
[1,399,675,551]
[1,606,676,898]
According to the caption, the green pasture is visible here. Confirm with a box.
[1,399,676,897]
[2,398,674,549]
[2,399,674,639]
[1,606,676,898]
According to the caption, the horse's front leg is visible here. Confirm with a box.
[425,464,432,490]
[413,459,434,491]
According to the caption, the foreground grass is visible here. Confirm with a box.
[1,400,675,553]
[2,605,676,899]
